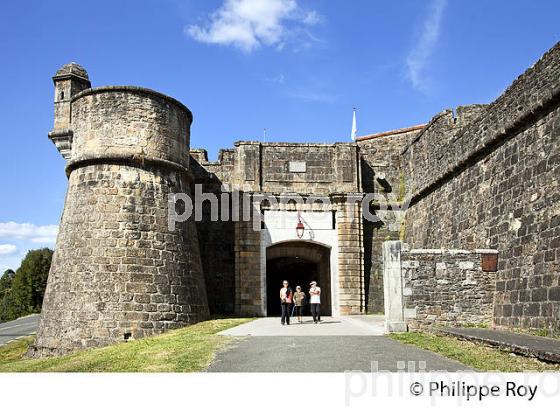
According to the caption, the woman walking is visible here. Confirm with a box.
[293,286,306,323]
[279,280,293,325]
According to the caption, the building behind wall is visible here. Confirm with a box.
[193,41,560,329]
[191,141,366,316]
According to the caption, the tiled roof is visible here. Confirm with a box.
[356,124,426,142]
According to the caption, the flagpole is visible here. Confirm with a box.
[351,107,357,140]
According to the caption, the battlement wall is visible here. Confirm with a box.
[69,86,192,172]
[403,42,560,330]
[403,104,487,198]
[192,141,360,194]
[404,44,560,202]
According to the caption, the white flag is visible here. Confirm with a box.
[351,108,357,140]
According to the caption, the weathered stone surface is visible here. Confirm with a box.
[401,248,498,329]
[402,43,560,330]
[189,42,558,327]
[32,66,209,357]
[357,127,421,313]
[190,142,366,316]
[38,41,559,354]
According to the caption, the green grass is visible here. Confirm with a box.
[460,322,489,329]
[510,327,560,340]
[0,318,252,372]
[389,332,560,372]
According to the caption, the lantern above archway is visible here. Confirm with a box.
[296,212,305,239]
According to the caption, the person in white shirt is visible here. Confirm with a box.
[309,281,321,323]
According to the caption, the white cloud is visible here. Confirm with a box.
[301,10,321,25]
[0,222,58,244]
[0,244,17,256]
[186,0,320,52]
[406,0,447,92]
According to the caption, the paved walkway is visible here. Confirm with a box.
[0,314,40,346]
[218,316,385,336]
[441,327,560,363]
[209,316,470,372]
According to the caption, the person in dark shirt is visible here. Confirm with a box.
[279,280,293,325]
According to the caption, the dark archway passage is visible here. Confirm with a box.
[266,241,331,317]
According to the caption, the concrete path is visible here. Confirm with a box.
[441,327,560,363]
[219,316,385,336]
[210,316,470,372]
[208,336,470,372]
[0,314,40,346]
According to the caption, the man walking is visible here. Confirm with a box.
[309,281,321,324]
[280,280,293,325]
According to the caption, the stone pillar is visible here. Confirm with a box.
[383,241,407,332]
[31,67,209,357]
[233,141,261,191]
[336,195,365,314]
[234,212,263,316]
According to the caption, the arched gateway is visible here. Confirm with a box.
[266,241,332,316]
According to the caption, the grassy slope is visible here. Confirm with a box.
[389,332,560,372]
[0,318,251,372]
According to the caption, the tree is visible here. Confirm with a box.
[16,248,53,310]
[0,269,15,296]
[0,248,53,322]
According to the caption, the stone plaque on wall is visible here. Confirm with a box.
[288,161,306,173]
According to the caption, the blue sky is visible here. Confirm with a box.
[0,0,558,271]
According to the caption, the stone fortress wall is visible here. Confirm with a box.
[190,141,365,316]
[148,40,560,328]
[31,66,209,357]
[402,43,560,330]
[382,241,500,331]
[35,42,559,356]
[356,126,423,313]
[401,249,498,329]
[189,148,236,314]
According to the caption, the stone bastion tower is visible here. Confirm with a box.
[29,63,209,357]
